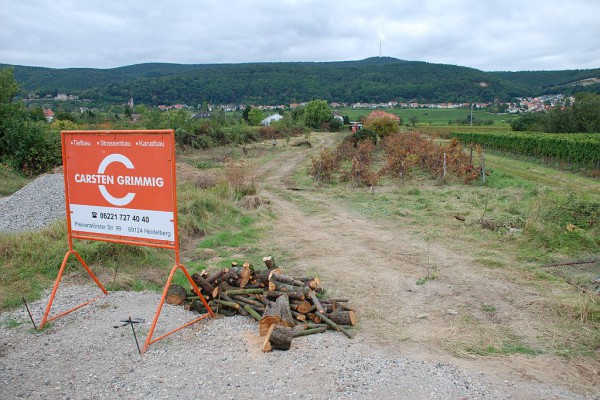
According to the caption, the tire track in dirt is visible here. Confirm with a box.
[257,137,511,346]
[253,134,600,395]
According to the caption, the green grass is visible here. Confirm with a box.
[0,222,171,309]
[0,163,31,196]
[0,177,268,310]
[199,224,260,249]
[481,303,497,313]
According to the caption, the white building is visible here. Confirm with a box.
[261,113,284,126]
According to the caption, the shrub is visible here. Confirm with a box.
[350,129,377,145]
[309,148,339,183]
[363,114,400,138]
[340,141,380,187]
[5,121,61,175]
[222,159,257,197]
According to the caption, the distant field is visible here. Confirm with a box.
[336,107,518,126]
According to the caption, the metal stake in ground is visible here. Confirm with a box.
[129,316,141,355]
[22,297,38,330]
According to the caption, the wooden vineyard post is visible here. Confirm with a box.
[481,146,486,184]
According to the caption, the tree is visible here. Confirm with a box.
[572,92,600,133]
[304,100,331,129]
[242,105,252,122]
[247,107,265,126]
[510,112,546,132]
[0,67,18,104]
[516,93,600,133]
[0,67,22,159]
[291,106,305,124]
[363,114,399,139]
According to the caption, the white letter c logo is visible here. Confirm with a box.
[98,154,136,206]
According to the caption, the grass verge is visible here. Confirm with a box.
[0,168,269,310]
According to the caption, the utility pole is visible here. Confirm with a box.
[470,103,474,126]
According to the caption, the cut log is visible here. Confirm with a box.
[185,295,211,302]
[264,290,306,301]
[270,273,306,287]
[190,299,207,314]
[291,310,306,321]
[306,313,321,324]
[215,308,237,317]
[322,298,349,303]
[232,295,265,309]
[191,273,215,296]
[289,300,312,314]
[307,277,320,290]
[263,255,276,270]
[206,268,228,284]
[291,327,327,338]
[224,288,264,296]
[258,268,282,286]
[223,266,243,285]
[262,325,275,352]
[309,291,325,314]
[268,281,310,295]
[212,282,237,298]
[240,262,253,287]
[259,294,295,336]
[327,309,357,326]
[298,276,320,290]
[316,311,354,339]
[213,299,240,309]
[244,305,261,321]
[262,325,293,352]
[257,295,271,306]
[305,322,328,329]
[243,283,264,289]
[166,284,187,305]
[220,293,248,316]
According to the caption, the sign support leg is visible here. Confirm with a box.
[39,249,108,329]
[142,263,215,353]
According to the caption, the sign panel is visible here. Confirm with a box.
[62,130,177,247]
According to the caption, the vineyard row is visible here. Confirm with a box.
[449,131,600,165]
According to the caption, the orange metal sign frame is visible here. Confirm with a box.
[39,130,214,352]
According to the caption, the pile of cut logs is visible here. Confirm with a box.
[166,256,357,352]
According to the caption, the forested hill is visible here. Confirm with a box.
[3,57,599,105]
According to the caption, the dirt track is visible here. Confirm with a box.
[255,134,600,397]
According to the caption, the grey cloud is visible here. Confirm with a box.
[0,0,598,71]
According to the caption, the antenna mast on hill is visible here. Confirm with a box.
[379,40,382,57]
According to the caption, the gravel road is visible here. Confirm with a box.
[0,174,65,233]
[1,285,595,400]
[1,174,596,400]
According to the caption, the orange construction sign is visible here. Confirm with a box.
[63,130,177,247]
[38,130,214,351]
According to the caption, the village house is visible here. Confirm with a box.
[261,113,284,126]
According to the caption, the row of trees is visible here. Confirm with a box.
[1,65,352,175]
[510,93,600,133]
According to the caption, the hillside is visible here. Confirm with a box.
[3,57,599,105]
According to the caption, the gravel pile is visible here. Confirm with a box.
[0,174,65,233]
[0,285,593,400]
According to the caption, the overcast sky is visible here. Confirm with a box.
[1,0,599,71]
